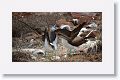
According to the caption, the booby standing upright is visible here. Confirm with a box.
[49,24,58,50]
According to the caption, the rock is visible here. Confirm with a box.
[32,49,45,55]
[79,40,102,53]
[51,56,60,60]
[31,55,37,60]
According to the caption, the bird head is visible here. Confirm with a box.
[50,24,57,31]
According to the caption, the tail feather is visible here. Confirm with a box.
[84,30,94,39]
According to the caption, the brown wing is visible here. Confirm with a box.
[55,29,71,41]
[70,22,86,39]
[69,36,87,47]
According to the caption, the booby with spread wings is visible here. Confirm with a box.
[55,22,88,47]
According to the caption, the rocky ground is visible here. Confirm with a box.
[12,12,102,62]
